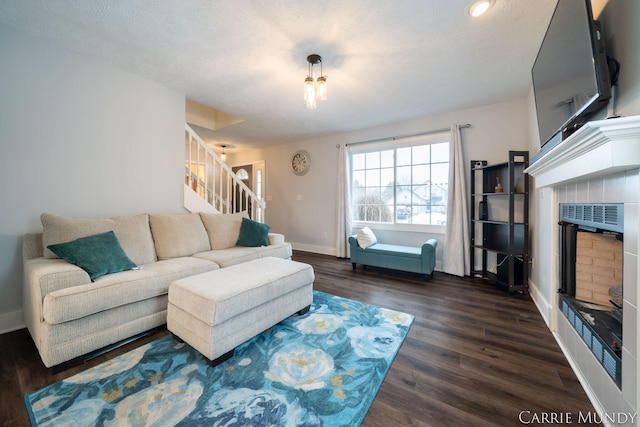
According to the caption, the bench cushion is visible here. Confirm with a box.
[169,257,313,327]
[364,243,422,259]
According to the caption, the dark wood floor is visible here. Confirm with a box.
[1,251,600,426]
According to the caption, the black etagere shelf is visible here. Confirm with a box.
[470,151,529,293]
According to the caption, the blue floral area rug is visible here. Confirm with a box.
[25,291,414,427]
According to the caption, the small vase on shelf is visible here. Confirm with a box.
[495,177,504,193]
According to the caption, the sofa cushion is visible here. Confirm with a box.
[42,213,112,259]
[193,243,293,268]
[41,213,157,265]
[111,214,157,265]
[42,256,219,325]
[236,217,271,247]
[149,213,210,260]
[357,226,377,249]
[46,231,137,281]
[268,233,285,245]
[199,211,248,249]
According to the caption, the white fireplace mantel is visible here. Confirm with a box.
[525,115,640,187]
[525,115,640,416]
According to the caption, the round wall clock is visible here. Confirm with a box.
[291,150,311,175]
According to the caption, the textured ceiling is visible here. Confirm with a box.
[0,0,557,151]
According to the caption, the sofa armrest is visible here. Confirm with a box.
[348,235,360,262]
[22,257,91,360]
[268,233,285,245]
[23,258,91,321]
[421,239,438,273]
[23,233,44,260]
[421,239,438,254]
[348,235,359,250]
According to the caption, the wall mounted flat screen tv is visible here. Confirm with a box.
[532,0,611,153]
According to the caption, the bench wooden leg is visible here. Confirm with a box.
[351,262,356,269]
[297,305,310,316]
[174,333,235,368]
[207,348,235,367]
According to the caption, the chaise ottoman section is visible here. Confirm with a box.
[167,257,314,364]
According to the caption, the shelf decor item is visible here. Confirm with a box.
[479,201,488,220]
[495,176,504,193]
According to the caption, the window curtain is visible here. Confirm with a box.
[335,144,352,258]
[442,124,470,276]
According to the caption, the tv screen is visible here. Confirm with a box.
[532,0,611,150]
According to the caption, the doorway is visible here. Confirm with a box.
[232,161,265,221]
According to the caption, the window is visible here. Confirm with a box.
[351,135,449,227]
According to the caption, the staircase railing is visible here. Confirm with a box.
[184,124,265,221]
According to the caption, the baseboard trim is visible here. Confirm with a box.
[0,309,25,335]
[527,279,551,328]
[291,243,335,256]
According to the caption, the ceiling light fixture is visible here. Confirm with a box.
[304,54,327,109]
[468,0,495,17]
[220,145,227,161]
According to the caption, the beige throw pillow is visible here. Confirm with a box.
[199,211,249,249]
[42,213,114,259]
[111,214,157,265]
[149,213,210,260]
[41,213,157,265]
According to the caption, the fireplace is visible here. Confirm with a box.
[525,115,640,420]
[558,203,624,387]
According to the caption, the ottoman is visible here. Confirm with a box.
[167,257,314,365]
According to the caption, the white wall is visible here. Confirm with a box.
[526,0,640,325]
[231,97,531,262]
[598,0,640,115]
[525,84,556,322]
[0,24,186,332]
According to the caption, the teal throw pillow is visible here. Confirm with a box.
[47,231,137,281]
[236,217,271,247]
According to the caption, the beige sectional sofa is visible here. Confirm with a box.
[23,212,292,369]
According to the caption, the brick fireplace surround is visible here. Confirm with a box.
[526,115,640,424]
[576,232,623,308]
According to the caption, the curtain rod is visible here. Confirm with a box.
[345,123,471,147]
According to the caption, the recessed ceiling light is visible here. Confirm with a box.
[468,0,495,17]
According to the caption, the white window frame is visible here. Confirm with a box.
[350,132,449,234]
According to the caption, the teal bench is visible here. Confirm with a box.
[348,235,438,279]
